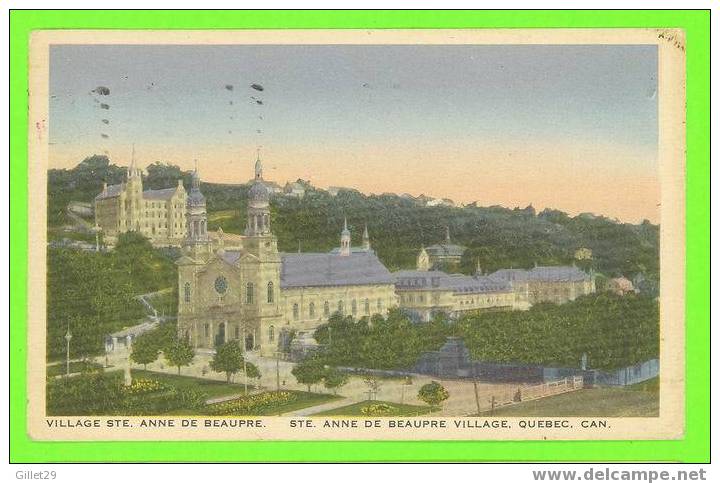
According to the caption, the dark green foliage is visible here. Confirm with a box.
[46,232,177,360]
[49,158,658,281]
[245,361,261,381]
[457,293,659,370]
[46,371,205,416]
[291,357,326,392]
[144,162,192,190]
[47,155,127,227]
[313,309,452,370]
[322,367,349,394]
[47,372,125,415]
[210,340,245,383]
[130,334,160,370]
[417,381,450,407]
[314,294,658,372]
[164,337,195,375]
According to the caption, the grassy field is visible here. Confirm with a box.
[132,370,253,400]
[168,391,341,416]
[47,360,105,377]
[316,400,437,417]
[484,378,659,417]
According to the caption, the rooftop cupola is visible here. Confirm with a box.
[339,218,351,256]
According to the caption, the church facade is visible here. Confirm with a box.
[94,158,187,247]
[176,157,396,356]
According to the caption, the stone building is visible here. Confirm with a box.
[417,227,466,270]
[176,156,396,356]
[487,265,595,305]
[94,157,187,247]
[394,269,518,322]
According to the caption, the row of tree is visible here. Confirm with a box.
[47,232,178,360]
[48,157,659,280]
[311,293,658,372]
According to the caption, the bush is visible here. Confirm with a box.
[205,391,297,416]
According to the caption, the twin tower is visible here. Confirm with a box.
[184,155,371,258]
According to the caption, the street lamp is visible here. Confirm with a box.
[64,328,72,377]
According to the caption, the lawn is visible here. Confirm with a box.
[46,360,105,377]
[316,400,437,417]
[170,390,341,416]
[483,379,659,417]
[132,370,252,400]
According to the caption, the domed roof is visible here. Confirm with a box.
[249,180,270,204]
[188,169,206,206]
[188,189,206,206]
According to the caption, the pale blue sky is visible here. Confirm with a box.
[48,44,659,222]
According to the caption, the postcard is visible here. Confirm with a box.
[27,28,685,441]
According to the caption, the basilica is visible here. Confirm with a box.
[170,156,595,356]
[176,157,397,356]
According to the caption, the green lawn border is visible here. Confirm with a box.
[10,9,710,462]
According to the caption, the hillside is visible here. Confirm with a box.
[48,156,659,284]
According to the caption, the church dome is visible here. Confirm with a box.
[249,180,270,204]
[188,189,206,207]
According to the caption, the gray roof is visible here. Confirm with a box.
[425,243,466,257]
[394,270,512,294]
[329,247,375,254]
[488,266,590,283]
[280,251,393,289]
[144,187,179,200]
[95,183,123,200]
[219,250,243,265]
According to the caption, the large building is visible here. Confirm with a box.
[94,158,187,246]
[176,157,396,356]
[487,266,595,305]
[416,227,466,271]
[394,269,518,322]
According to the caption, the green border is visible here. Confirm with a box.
[10,10,710,463]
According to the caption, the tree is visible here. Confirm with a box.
[323,367,348,395]
[210,340,245,383]
[164,337,195,375]
[291,358,325,392]
[417,381,449,407]
[129,334,159,370]
[245,361,262,388]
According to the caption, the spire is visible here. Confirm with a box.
[192,159,200,190]
[254,148,263,181]
[475,258,482,276]
[362,224,370,251]
[445,226,451,243]
[340,218,351,256]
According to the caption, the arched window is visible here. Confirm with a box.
[268,325,275,342]
[309,302,315,318]
[246,282,254,304]
[351,300,357,316]
[293,303,299,320]
[267,281,274,303]
[184,282,191,303]
[204,323,210,338]
[364,298,370,314]
[324,301,330,317]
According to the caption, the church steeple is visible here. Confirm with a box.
[254,148,263,181]
[339,218,351,256]
[362,224,370,251]
[246,151,271,237]
[445,226,451,243]
[184,160,209,255]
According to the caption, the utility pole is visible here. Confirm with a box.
[472,364,481,416]
[64,328,72,378]
[275,351,281,392]
[242,326,248,395]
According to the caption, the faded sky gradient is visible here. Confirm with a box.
[49,44,659,223]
